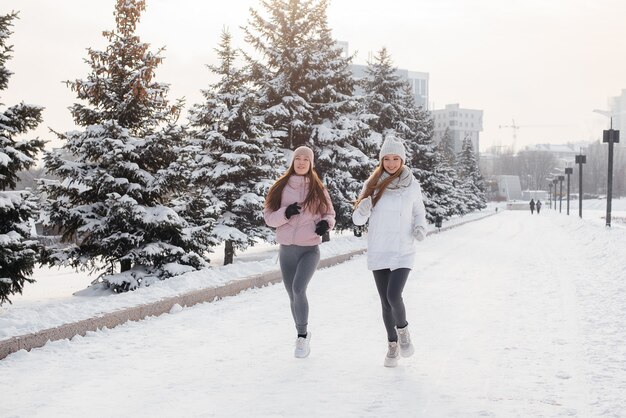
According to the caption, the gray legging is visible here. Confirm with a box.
[373,268,411,342]
[279,244,321,335]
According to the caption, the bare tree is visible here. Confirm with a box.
[516,150,556,191]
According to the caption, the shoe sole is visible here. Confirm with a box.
[294,350,310,358]
[400,345,414,358]
[384,357,398,367]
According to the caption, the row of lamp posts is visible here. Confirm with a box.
[546,110,619,226]
[546,173,562,212]
[549,163,581,217]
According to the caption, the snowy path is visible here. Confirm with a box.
[2,210,625,417]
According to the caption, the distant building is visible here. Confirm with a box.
[522,143,588,169]
[337,41,429,110]
[524,143,581,159]
[521,190,548,201]
[431,103,483,154]
[495,175,523,201]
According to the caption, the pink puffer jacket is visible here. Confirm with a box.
[263,175,336,246]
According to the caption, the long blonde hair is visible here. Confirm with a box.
[354,163,404,208]
[265,164,329,214]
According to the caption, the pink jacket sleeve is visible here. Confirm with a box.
[321,188,336,229]
[263,206,290,228]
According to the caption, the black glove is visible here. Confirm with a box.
[315,220,330,236]
[285,202,301,219]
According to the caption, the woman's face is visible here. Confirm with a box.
[382,154,403,175]
[293,154,311,175]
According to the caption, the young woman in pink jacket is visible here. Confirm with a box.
[263,146,336,358]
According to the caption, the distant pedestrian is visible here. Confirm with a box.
[352,136,427,368]
[529,198,536,214]
[263,146,336,359]
[536,200,542,214]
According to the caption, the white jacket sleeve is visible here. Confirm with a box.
[412,181,427,230]
[352,185,370,226]
[352,205,370,226]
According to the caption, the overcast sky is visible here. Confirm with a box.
[4,0,626,153]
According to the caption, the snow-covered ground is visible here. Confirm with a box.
[0,205,499,340]
[1,200,626,417]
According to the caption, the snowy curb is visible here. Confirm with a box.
[0,249,365,360]
[0,209,499,360]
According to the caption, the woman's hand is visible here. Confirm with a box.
[356,196,372,217]
[285,202,301,219]
[413,225,426,241]
[315,220,330,236]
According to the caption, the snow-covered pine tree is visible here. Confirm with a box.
[398,83,461,222]
[457,136,487,211]
[188,29,281,265]
[360,48,462,222]
[40,0,210,292]
[243,0,318,150]
[438,127,456,166]
[306,5,372,230]
[359,47,408,141]
[359,48,419,177]
[0,11,46,305]
[143,122,218,269]
[422,148,466,221]
[243,0,371,230]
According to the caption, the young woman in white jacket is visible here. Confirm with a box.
[352,136,428,367]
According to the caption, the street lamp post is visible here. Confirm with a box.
[558,175,564,213]
[603,127,620,227]
[565,167,573,215]
[553,179,559,210]
[575,154,586,218]
[593,109,622,227]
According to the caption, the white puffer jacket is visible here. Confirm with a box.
[352,171,427,271]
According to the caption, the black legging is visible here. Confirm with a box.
[373,268,411,342]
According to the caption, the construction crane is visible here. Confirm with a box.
[498,119,520,153]
[498,119,571,153]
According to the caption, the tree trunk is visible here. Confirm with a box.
[224,240,234,265]
[120,259,131,272]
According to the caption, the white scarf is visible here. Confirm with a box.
[377,166,413,190]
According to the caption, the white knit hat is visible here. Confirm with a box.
[379,136,406,163]
[291,145,315,167]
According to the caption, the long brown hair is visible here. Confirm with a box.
[265,163,329,214]
[354,162,404,208]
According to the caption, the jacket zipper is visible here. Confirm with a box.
[291,180,306,244]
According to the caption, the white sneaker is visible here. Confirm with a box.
[294,332,311,358]
[396,325,415,358]
[384,341,400,367]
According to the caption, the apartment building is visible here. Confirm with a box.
[431,103,483,154]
